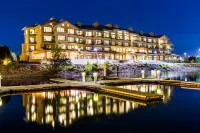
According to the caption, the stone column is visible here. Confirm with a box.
[82,72,86,83]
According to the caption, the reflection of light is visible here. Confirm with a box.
[52,121,55,128]
[59,114,66,124]
[46,105,53,114]
[32,96,35,104]
[60,98,66,104]
[31,112,36,121]
[89,99,93,106]
[46,114,53,123]
[185,77,187,81]
[93,94,99,101]
[31,105,35,113]
[72,110,76,119]
[0,97,2,106]
[82,92,86,98]
[141,87,146,92]
[157,89,161,94]
[77,102,80,109]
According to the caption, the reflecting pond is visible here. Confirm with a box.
[1,84,200,132]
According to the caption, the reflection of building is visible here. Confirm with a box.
[118,84,173,103]
[20,17,177,63]
[22,90,141,128]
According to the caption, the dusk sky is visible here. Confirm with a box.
[0,0,200,56]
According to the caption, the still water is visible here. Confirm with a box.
[1,84,200,132]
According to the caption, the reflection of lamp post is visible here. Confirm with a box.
[93,72,98,84]
[0,75,2,87]
[82,72,86,83]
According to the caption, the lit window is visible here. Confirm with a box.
[86,31,92,36]
[76,38,84,43]
[104,40,109,45]
[30,37,35,43]
[160,45,163,48]
[46,45,51,49]
[143,38,147,42]
[44,36,52,41]
[44,27,52,32]
[148,38,152,43]
[30,46,35,51]
[111,41,115,45]
[104,48,110,51]
[68,37,75,42]
[124,42,129,46]
[96,40,101,45]
[77,30,83,35]
[104,31,110,38]
[148,50,152,53]
[96,32,102,37]
[111,33,115,39]
[86,47,92,50]
[30,29,35,34]
[58,44,66,49]
[68,29,74,34]
[86,39,92,44]
[57,27,64,32]
[118,42,122,46]
[58,35,65,41]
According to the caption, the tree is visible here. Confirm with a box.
[93,21,99,28]
[106,24,112,28]
[49,44,72,73]
[149,32,155,36]
[113,24,119,28]
[77,21,82,26]
[139,31,144,35]
[128,27,133,32]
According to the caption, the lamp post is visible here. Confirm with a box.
[93,72,98,84]
[82,72,86,83]
[141,70,145,79]
[184,53,187,57]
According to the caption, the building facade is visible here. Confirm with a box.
[20,17,177,63]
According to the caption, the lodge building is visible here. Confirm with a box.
[20,17,177,63]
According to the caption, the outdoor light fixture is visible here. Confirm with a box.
[154,51,157,54]
[94,48,97,52]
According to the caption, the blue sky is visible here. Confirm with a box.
[0,0,199,56]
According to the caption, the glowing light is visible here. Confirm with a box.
[157,89,161,94]
[3,58,10,65]
[93,94,99,102]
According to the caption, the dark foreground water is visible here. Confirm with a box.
[1,84,200,133]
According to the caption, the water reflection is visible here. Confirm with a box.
[117,84,173,103]
[22,90,144,128]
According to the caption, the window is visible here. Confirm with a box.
[148,38,152,43]
[77,30,83,35]
[30,29,35,34]
[30,37,35,43]
[104,48,110,51]
[117,31,123,39]
[44,27,52,32]
[124,32,129,40]
[159,45,163,48]
[138,43,142,47]
[96,40,101,45]
[148,45,152,48]
[143,38,147,42]
[76,38,84,43]
[44,36,52,41]
[58,44,66,49]
[148,50,152,53]
[68,29,74,34]
[104,31,110,38]
[30,46,35,51]
[124,42,129,46]
[96,32,102,37]
[104,40,109,45]
[153,45,156,48]
[86,31,92,36]
[68,37,75,42]
[46,45,51,49]
[86,47,92,50]
[111,33,115,39]
[86,39,92,44]
[58,35,65,41]
[153,39,157,43]
[118,42,122,46]
[57,27,64,32]
[68,45,78,50]
[111,41,115,45]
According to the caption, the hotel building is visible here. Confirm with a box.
[20,17,177,63]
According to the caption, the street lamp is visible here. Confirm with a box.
[184,53,187,57]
